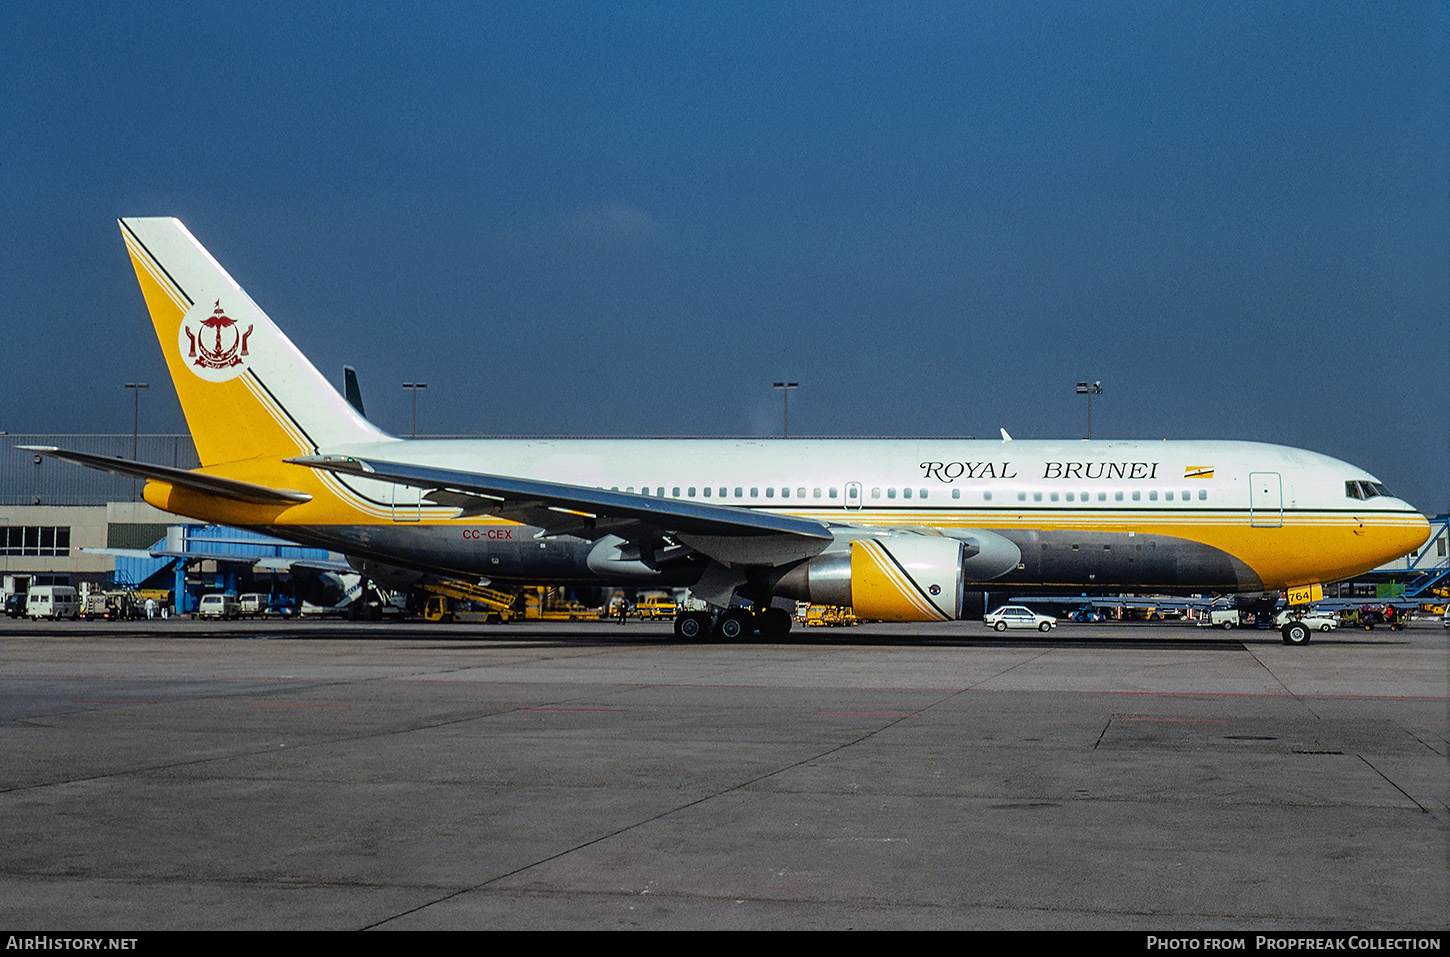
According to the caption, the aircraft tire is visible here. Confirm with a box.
[716,608,754,641]
[674,612,710,641]
[759,607,792,639]
[1281,622,1311,646]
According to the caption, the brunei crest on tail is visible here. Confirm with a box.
[179,299,252,381]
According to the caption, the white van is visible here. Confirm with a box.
[26,585,80,620]
[238,593,267,618]
[196,593,240,620]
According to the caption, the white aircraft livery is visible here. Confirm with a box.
[26,218,1432,642]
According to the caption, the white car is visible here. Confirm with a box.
[985,605,1058,632]
[1273,610,1338,632]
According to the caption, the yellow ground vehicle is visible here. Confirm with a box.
[522,587,599,621]
[804,605,858,627]
[635,595,679,619]
[419,579,522,623]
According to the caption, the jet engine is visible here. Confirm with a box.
[769,530,1021,622]
[770,536,965,621]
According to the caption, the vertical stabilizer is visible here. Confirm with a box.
[119,218,391,466]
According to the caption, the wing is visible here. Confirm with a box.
[287,454,835,566]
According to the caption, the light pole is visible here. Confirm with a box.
[772,381,798,438]
[1075,380,1102,439]
[125,382,148,501]
[402,382,427,437]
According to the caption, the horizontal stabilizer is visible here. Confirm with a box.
[20,446,312,506]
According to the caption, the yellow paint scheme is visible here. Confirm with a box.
[126,241,306,467]
[848,540,950,621]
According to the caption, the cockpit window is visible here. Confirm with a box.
[1345,480,1393,500]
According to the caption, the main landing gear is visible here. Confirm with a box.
[673,606,794,641]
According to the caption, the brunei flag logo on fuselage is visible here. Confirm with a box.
[179,300,252,382]
[1184,466,1214,479]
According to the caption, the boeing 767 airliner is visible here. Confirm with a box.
[24,219,1432,643]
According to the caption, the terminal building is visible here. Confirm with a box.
[3,432,1447,615]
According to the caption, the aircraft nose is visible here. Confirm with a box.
[1385,510,1433,563]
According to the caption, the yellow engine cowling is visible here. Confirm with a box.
[771,536,967,622]
[849,538,965,621]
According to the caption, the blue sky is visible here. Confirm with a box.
[3,2,1447,513]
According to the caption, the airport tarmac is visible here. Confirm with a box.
[1,617,1445,931]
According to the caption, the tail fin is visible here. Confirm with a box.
[119,218,391,467]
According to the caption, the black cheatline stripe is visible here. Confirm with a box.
[121,220,193,308]
[248,370,399,510]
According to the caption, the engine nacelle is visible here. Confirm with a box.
[771,536,967,621]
